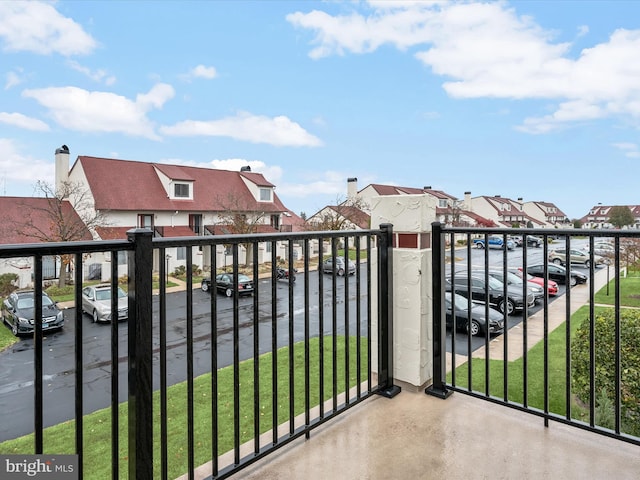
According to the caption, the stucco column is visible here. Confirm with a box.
[370,194,436,388]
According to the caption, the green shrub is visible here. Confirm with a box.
[572,309,640,435]
[0,273,18,297]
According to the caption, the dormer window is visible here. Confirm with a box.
[259,188,272,202]
[174,183,190,198]
[438,199,448,208]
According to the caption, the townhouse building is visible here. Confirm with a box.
[580,204,640,229]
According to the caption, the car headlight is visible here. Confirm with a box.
[56,311,64,321]
[18,317,31,325]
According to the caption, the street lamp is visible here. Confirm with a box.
[165,254,171,284]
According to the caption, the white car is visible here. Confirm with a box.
[81,284,128,323]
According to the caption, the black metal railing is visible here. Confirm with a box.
[428,222,640,447]
[0,225,399,479]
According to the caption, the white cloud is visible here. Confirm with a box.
[287,2,640,133]
[22,83,175,139]
[0,112,49,131]
[0,138,54,183]
[190,65,218,80]
[0,1,97,56]
[612,142,640,158]
[277,170,352,198]
[5,70,22,90]
[160,111,323,147]
[209,159,283,182]
[66,60,116,85]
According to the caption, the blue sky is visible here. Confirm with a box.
[1,1,639,220]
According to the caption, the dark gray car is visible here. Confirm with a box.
[446,272,535,315]
[2,290,64,336]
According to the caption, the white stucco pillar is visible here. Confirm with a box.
[370,194,436,388]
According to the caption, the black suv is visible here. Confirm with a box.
[2,290,65,336]
[446,273,535,315]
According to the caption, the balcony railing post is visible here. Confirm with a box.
[426,221,453,399]
[126,228,154,479]
[377,223,401,398]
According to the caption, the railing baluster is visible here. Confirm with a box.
[159,247,168,480]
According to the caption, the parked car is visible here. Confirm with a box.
[445,272,535,315]
[81,284,128,323]
[2,290,65,336]
[472,235,515,250]
[321,256,356,276]
[548,248,603,268]
[524,235,543,247]
[484,269,544,302]
[590,242,615,257]
[525,264,588,286]
[444,291,505,336]
[509,235,523,247]
[510,268,559,296]
[201,273,254,297]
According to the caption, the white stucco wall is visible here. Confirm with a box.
[370,194,437,388]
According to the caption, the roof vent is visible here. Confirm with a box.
[240,166,251,172]
[424,186,431,190]
[55,145,69,154]
[347,177,357,182]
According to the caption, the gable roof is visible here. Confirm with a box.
[0,197,92,244]
[74,156,286,213]
[328,205,370,229]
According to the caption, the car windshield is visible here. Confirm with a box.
[504,271,523,284]
[95,288,126,301]
[486,276,505,289]
[237,274,251,282]
[449,293,471,310]
[16,294,53,309]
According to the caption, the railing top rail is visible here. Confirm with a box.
[0,239,132,258]
[436,223,640,238]
[0,227,384,258]
[151,228,384,248]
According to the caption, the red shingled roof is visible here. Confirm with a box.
[74,156,286,213]
[155,226,199,237]
[0,197,92,244]
[95,226,134,240]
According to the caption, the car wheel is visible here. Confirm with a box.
[11,323,18,336]
[476,243,485,249]
[552,258,563,265]
[570,276,577,287]
[585,260,591,269]
[225,288,233,297]
[467,320,480,337]
[201,281,209,293]
[337,268,345,276]
[499,299,515,315]
[92,310,99,323]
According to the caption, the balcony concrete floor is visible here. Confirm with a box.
[232,385,640,480]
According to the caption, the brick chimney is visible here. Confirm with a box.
[55,145,70,197]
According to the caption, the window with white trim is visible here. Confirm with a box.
[259,188,272,201]
[174,183,190,198]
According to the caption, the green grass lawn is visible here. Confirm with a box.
[0,335,368,479]
[448,270,637,425]
[594,272,640,307]
[447,304,609,417]
[0,320,18,351]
